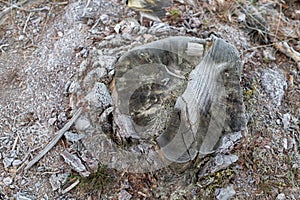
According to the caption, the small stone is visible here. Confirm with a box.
[12,159,23,166]
[60,150,90,177]
[261,68,287,107]
[57,31,63,37]
[118,190,132,200]
[75,116,91,131]
[79,60,89,75]
[18,35,25,41]
[263,48,276,61]
[84,82,113,109]
[100,14,109,24]
[95,56,116,71]
[215,185,236,200]
[237,13,246,22]
[122,33,133,41]
[276,193,286,200]
[48,117,56,126]
[3,157,14,168]
[282,138,288,150]
[57,112,67,123]
[67,81,80,94]
[49,173,69,191]
[215,154,238,168]
[64,131,85,142]
[282,113,290,130]
[3,177,13,186]
[83,68,107,87]
[87,18,94,26]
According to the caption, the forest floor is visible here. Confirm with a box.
[0,0,299,199]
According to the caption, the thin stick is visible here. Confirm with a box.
[61,179,80,194]
[23,12,32,34]
[24,107,83,170]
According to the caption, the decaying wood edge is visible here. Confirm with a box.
[24,107,83,171]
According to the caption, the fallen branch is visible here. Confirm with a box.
[274,42,300,70]
[61,179,80,194]
[24,107,83,170]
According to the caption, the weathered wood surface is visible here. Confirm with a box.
[113,36,208,141]
[157,37,246,163]
[110,36,246,169]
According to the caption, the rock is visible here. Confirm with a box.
[93,56,116,71]
[79,60,89,76]
[64,131,86,142]
[3,157,14,168]
[74,116,91,131]
[219,132,243,152]
[118,190,132,200]
[83,68,107,87]
[60,150,90,177]
[47,117,56,126]
[276,193,286,200]
[3,177,13,186]
[100,14,110,24]
[215,185,236,200]
[49,173,69,191]
[12,159,23,166]
[282,113,290,130]
[212,154,239,173]
[263,48,276,61]
[84,82,113,109]
[261,68,287,107]
[67,81,81,94]
[237,13,246,22]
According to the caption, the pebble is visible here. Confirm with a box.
[15,192,35,200]
[282,113,290,130]
[100,14,110,24]
[83,68,107,87]
[49,173,69,191]
[261,68,287,107]
[64,131,86,142]
[118,190,132,200]
[75,116,91,131]
[84,82,113,109]
[3,157,14,168]
[237,13,246,22]
[57,31,64,37]
[48,117,56,126]
[215,154,239,167]
[276,193,286,200]
[12,159,23,166]
[215,185,236,200]
[3,177,13,186]
[18,35,25,41]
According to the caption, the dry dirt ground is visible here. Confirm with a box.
[0,0,299,199]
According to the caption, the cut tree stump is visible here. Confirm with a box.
[110,36,247,168]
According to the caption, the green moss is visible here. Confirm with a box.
[169,9,181,19]
[196,168,235,198]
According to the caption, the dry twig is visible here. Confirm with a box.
[274,42,300,70]
[24,107,83,170]
[61,179,80,194]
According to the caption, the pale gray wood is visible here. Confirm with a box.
[24,107,82,170]
[158,38,243,163]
